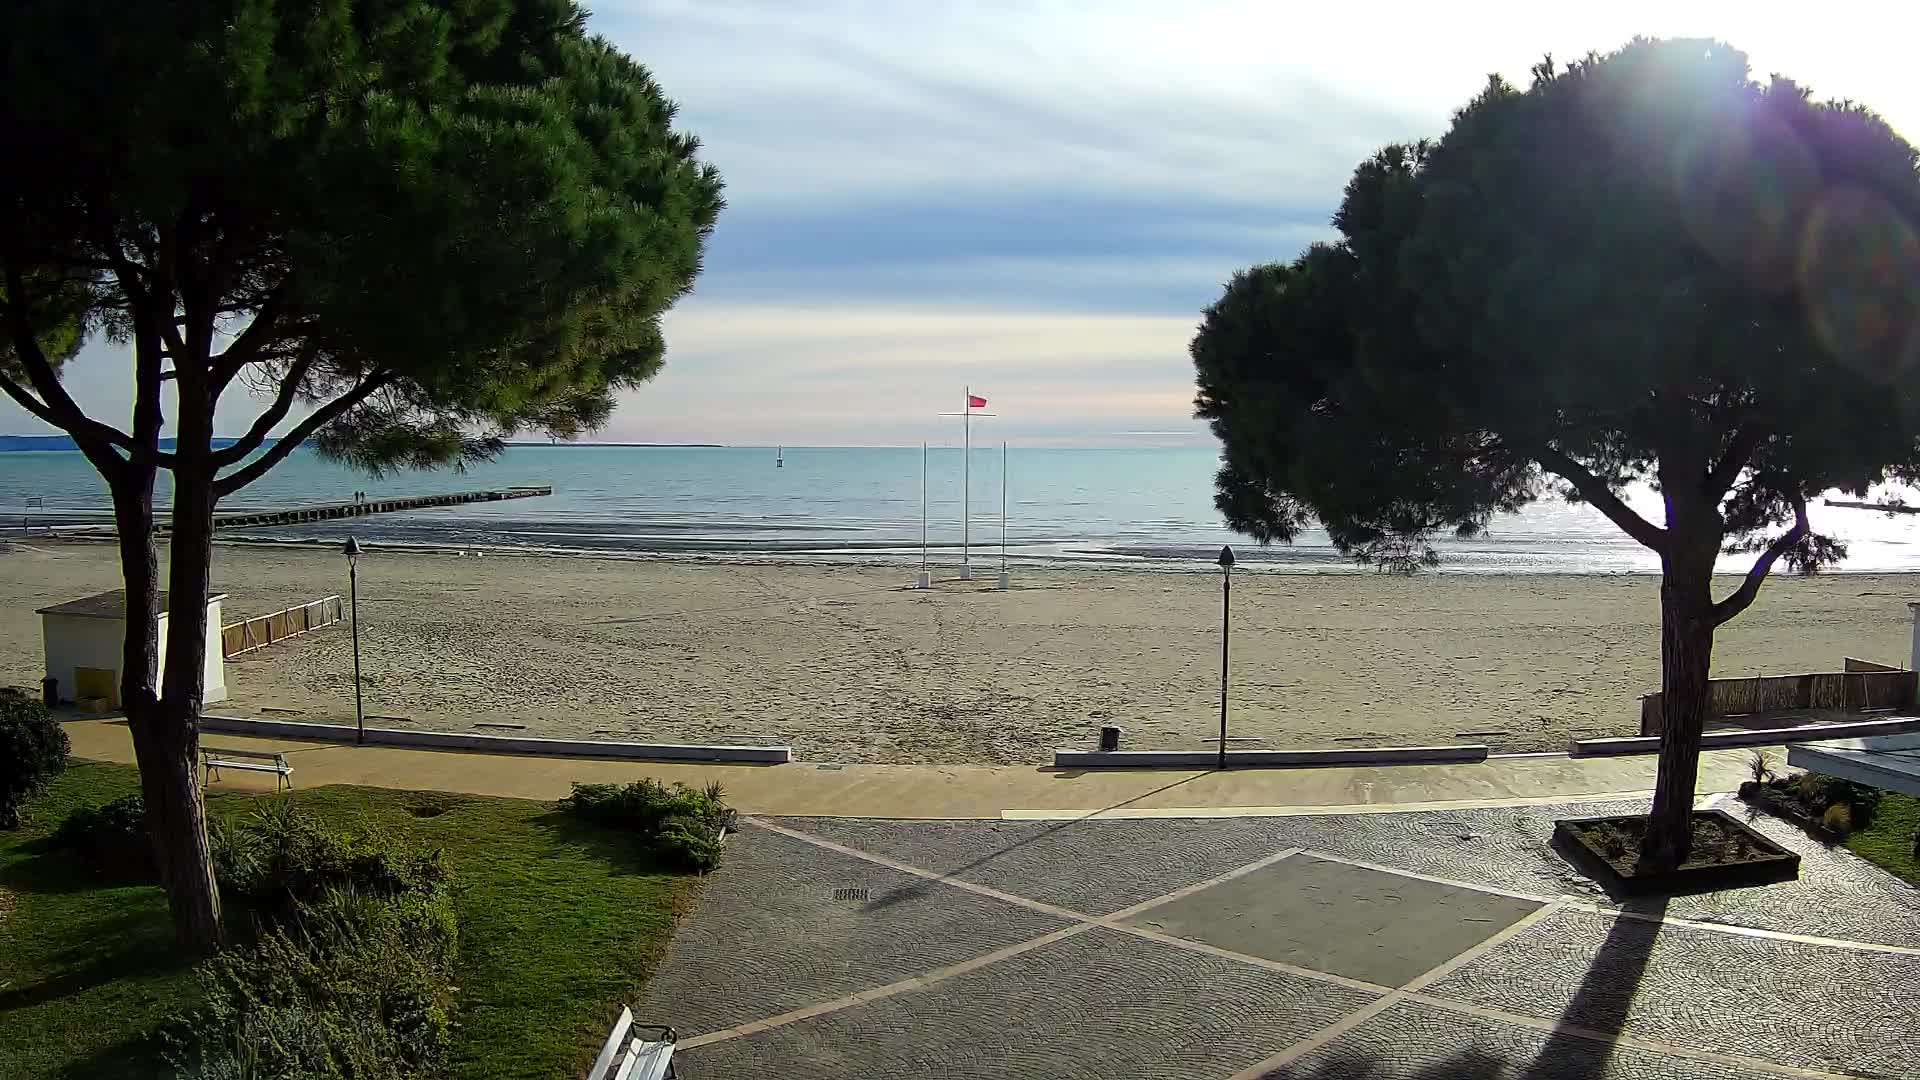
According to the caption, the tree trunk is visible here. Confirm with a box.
[150,401,225,956]
[114,472,223,956]
[1642,565,1716,871]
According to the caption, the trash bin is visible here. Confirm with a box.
[42,676,58,709]
[1098,725,1122,752]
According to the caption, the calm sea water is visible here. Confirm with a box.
[2,444,1917,573]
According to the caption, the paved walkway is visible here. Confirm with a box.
[63,718,1759,818]
[62,720,1920,1075]
[647,798,1920,1079]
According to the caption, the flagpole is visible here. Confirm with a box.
[921,442,928,570]
[962,386,971,579]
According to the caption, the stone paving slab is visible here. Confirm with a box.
[1270,1000,1805,1079]
[789,799,1920,949]
[638,825,1071,1036]
[786,815,1307,914]
[677,925,1379,1080]
[1425,906,1920,1078]
[1125,855,1545,986]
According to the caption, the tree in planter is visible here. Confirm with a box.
[0,0,722,954]
[1192,38,1920,868]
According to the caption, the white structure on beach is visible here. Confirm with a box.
[37,589,227,708]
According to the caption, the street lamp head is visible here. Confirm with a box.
[342,536,363,562]
[1217,545,1235,569]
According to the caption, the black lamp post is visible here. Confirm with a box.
[344,536,365,746]
[1217,544,1234,771]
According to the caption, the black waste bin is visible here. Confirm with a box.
[42,676,58,709]
[1098,725,1122,752]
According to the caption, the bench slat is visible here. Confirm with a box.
[200,747,290,762]
[588,1006,635,1080]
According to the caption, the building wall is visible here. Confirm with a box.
[41,614,134,706]
[41,599,227,706]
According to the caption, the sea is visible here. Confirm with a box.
[2,443,1917,574]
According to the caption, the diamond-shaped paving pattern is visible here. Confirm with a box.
[1125,855,1544,986]
[638,825,1070,1036]
[645,803,1920,1079]
[1425,906,1920,1078]
[679,926,1378,1080]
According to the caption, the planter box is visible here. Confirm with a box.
[1553,809,1800,895]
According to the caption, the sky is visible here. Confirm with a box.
[8,1,1920,447]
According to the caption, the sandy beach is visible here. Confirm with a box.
[1,541,1914,764]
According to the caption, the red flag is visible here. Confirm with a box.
[967,394,988,408]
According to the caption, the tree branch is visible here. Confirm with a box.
[212,371,395,497]
[211,353,314,467]
[207,288,285,390]
[1,263,145,468]
[1529,442,1669,552]
[1710,493,1808,627]
[1705,426,1763,498]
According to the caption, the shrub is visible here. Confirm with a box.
[1747,750,1775,786]
[0,687,68,828]
[49,794,154,880]
[560,778,735,871]
[172,885,458,1080]
[1791,773,1883,823]
[1822,803,1855,836]
[170,804,458,1079]
[216,800,446,927]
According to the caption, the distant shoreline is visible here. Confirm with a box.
[0,435,723,452]
[499,441,726,448]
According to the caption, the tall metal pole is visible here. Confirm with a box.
[1217,545,1235,770]
[1000,441,1008,569]
[347,543,365,746]
[962,387,971,578]
[921,441,928,571]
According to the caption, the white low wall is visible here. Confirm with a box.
[1571,715,1920,757]
[1052,744,1489,769]
[199,715,791,763]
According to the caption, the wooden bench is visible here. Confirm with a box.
[200,746,294,792]
[589,1006,676,1080]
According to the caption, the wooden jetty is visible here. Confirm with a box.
[1824,498,1920,515]
[192,486,551,532]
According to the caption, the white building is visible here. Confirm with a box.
[37,590,227,708]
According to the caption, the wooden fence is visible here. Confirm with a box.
[221,595,344,658]
[1639,668,1917,735]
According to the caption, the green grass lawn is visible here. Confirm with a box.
[1846,791,1920,886]
[0,762,698,1080]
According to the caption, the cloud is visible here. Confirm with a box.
[10,1,1918,450]
[614,301,1208,446]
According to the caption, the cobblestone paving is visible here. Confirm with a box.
[1426,907,1920,1078]
[679,926,1376,1080]
[638,826,1070,1036]
[648,801,1920,1079]
[1126,856,1544,986]
[1665,805,1920,948]
[1272,1001,1803,1080]
[788,814,1312,914]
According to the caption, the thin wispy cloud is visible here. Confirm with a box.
[9,2,1916,446]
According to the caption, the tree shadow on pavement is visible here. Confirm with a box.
[1519,896,1669,1080]
[1265,1047,1510,1078]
